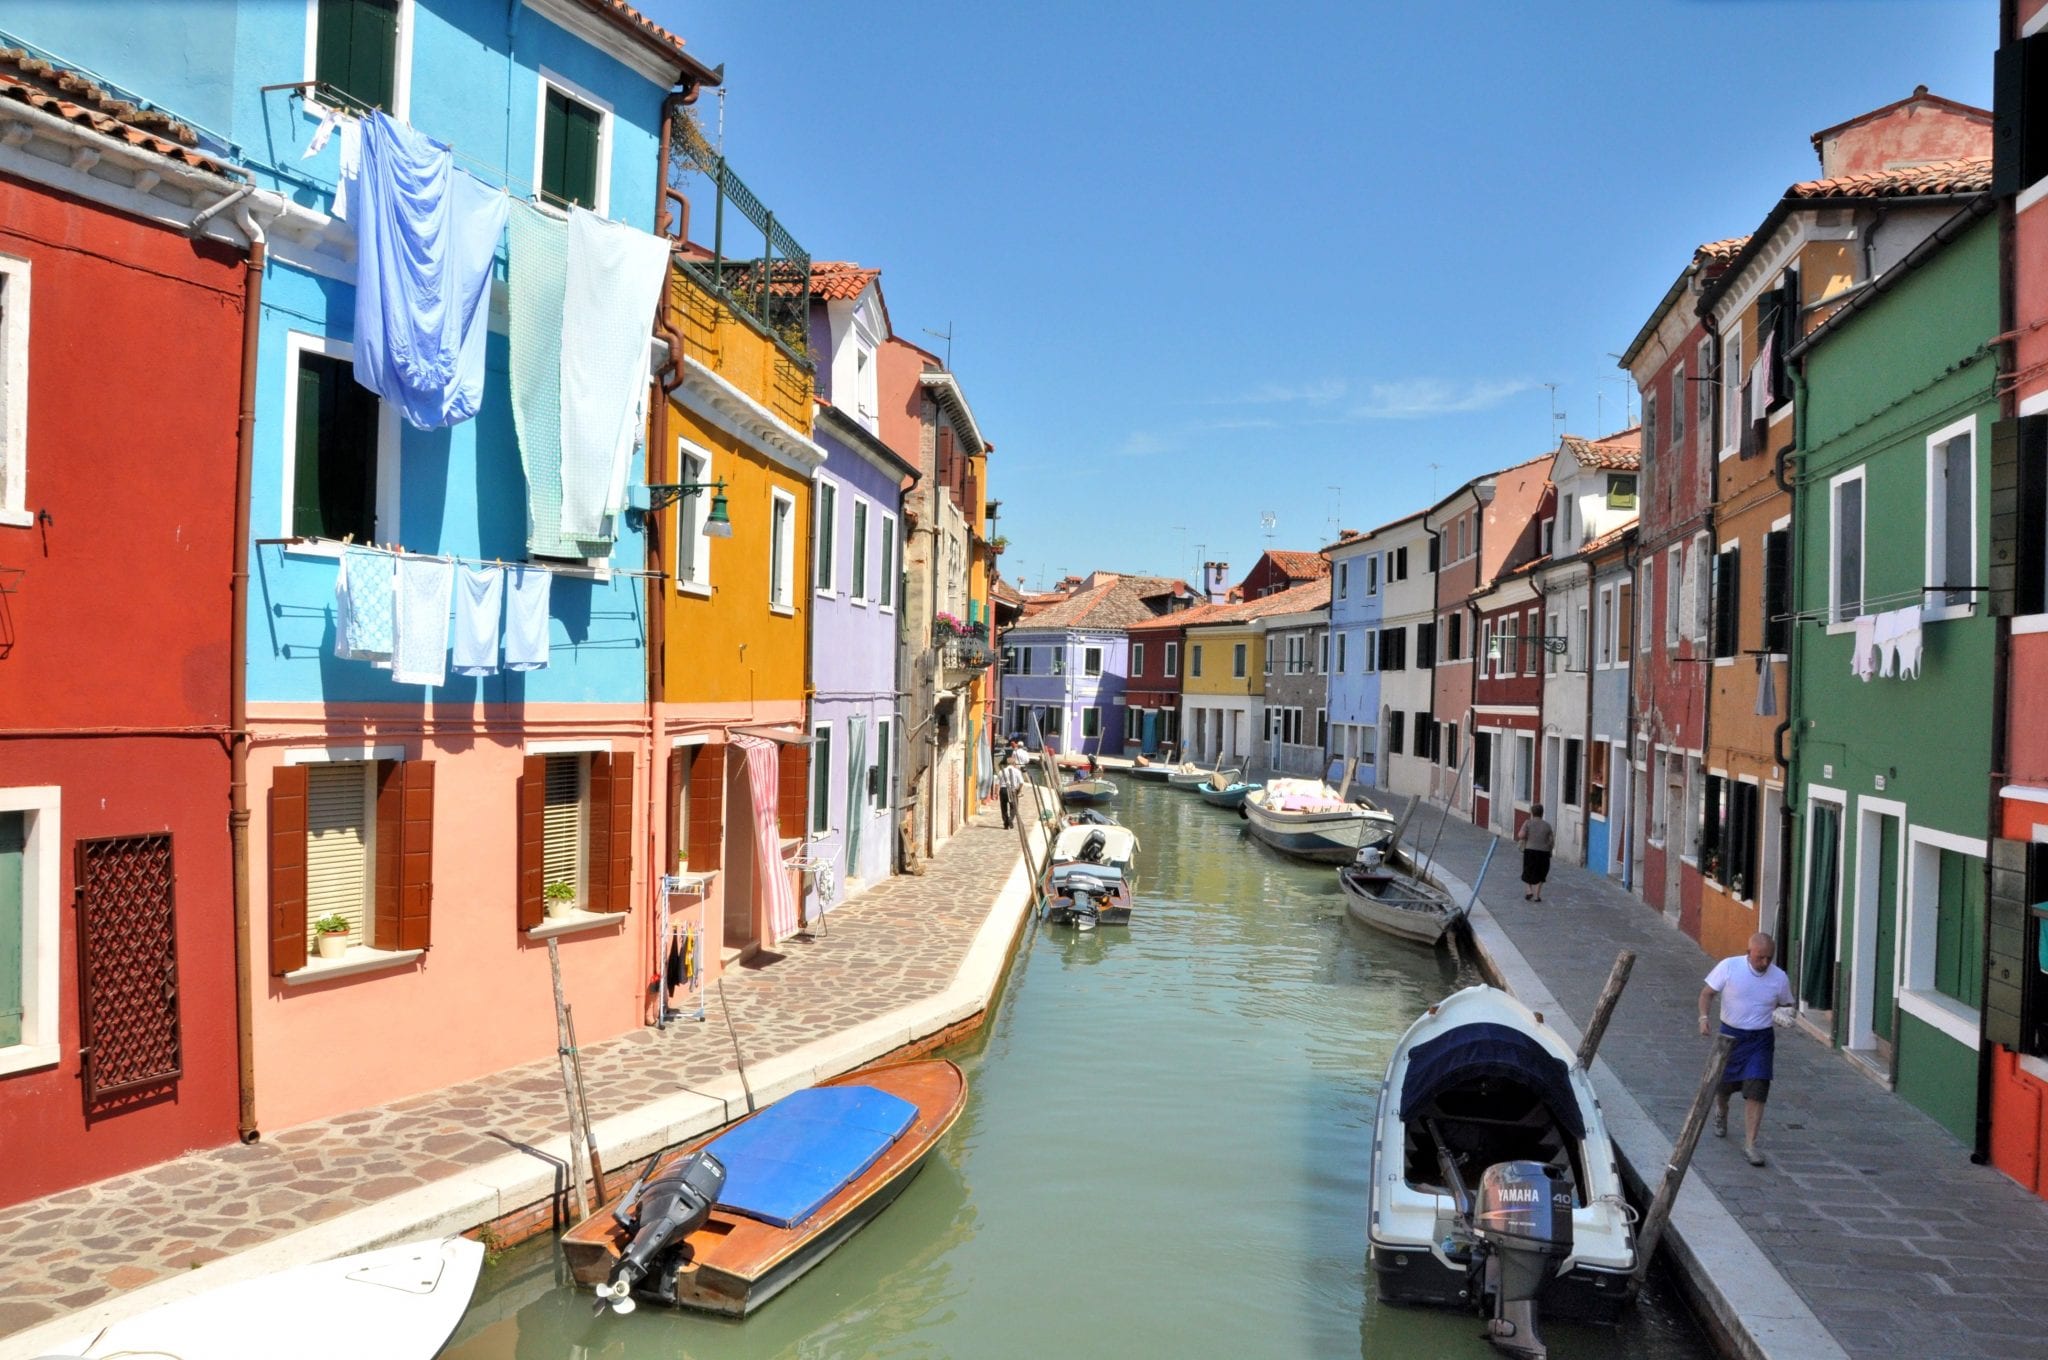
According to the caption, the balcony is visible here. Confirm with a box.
[670,130,811,364]
[935,621,993,675]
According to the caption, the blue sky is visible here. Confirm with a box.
[646,0,1992,595]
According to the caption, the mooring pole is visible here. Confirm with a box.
[547,936,594,1223]
[1634,1033,1732,1277]
[1576,950,1638,1069]
[565,1005,608,1203]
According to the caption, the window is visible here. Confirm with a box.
[1499,615,1518,678]
[1588,743,1608,817]
[1926,844,1985,1008]
[1319,631,1329,674]
[1712,545,1741,659]
[1473,730,1491,791]
[811,724,833,834]
[1563,738,1582,807]
[1233,643,1247,678]
[1052,648,1065,675]
[1607,474,1637,510]
[1132,642,1146,676]
[1548,609,1563,675]
[1447,611,1462,660]
[814,480,838,594]
[851,499,870,603]
[1363,628,1379,673]
[1831,470,1865,623]
[1643,392,1658,468]
[1336,632,1348,673]
[306,761,379,949]
[1084,646,1103,677]
[1082,708,1101,739]
[1617,581,1633,659]
[1670,361,1686,447]
[1514,733,1535,805]
[1367,556,1380,594]
[0,257,28,527]
[1388,710,1406,755]
[1927,420,1976,616]
[1413,711,1433,759]
[286,335,392,543]
[312,0,404,115]
[0,787,58,1074]
[1286,634,1304,674]
[1417,620,1436,670]
[1264,640,1273,676]
[874,718,893,808]
[1192,644,1204,678]
[541,755,587,904]
[1541,517,1556,557]
[1596,593,1613,668]
[1639,559,1654,653]
[1697,338,1715,430]
[538,76,608,212]
[1338,561,1349,598]
[1757,528,1788,653]
[1524,608,1539,676]
[769,489,796,612]
[1019,647,1034,676]
[878,513,897,610]
[1002,647,1017,674]
[1722,328,1744,455]
[1441,722,1458,770]
[1428,536,1441,573]
[1667,544,1685,647]
[1395,546,1410,580]
[1318,708,1328,749]
[1166,641,1180,677]
[1575,604,1589,671]
[675,444,713,591]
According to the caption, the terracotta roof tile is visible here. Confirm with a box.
[733,260,878,302]
[572,1,719,79]
[0,47,221,173]
[1787,156,1991,201]
[1578,520,1638,557]
[1008,577,1170,632]
[1264,549,1330,581]
[1559,428,1642,472]
[1696,236,1750,262]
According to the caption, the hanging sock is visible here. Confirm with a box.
[334,545,395,664]
[391,555,455,686]
[351,111,509,429]
[503,564,553,671]
[559,206,671,541]
[451,563,505,677]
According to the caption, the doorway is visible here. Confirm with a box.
[1850,800,1905,1070]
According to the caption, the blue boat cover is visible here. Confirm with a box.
[1398,1021,1585,1142]
[708,1087,918,1228]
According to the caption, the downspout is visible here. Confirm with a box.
[1774,374,1803,960]
[1581,554,1597,867]
[1622,534,1639,891]
[1425,526,1444,791]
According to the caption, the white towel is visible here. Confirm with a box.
[334,546,395,665]
[504,565,552,671]
[391,556,454,686]
[1851,615,1877,682]
[452,564,504,677]
[559,207,670,540]
[1885,603,1924,679]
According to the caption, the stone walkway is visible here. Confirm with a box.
[1380,791,2048,1360]
[0,807,1028,1344]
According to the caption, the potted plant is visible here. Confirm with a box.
[544,881,577,919]
[313,914,351,960]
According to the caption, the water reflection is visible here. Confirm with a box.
[445,775,1709,1359]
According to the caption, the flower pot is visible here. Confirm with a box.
[316,932,349,960]
[545,899,576,920]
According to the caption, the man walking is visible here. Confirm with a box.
[997,756,1026,830]
[1699,931,1795,1167]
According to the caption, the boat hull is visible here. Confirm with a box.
[1243,805,1391,863]
[1060,780,1117,805]
[1366,1234,1635,1325]
[1195,783,1258,809]
[1166,768,1233,789]
[1127,765,1172,782]
[1337,867,1458,946]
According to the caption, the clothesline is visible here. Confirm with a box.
[255,537,669,581]
[1770,583,1986,627]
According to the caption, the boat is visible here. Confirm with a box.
[566,1060,967,1317]
[1165,763,1232,789]
[1241,778,1395,863]
[1042,818,1139,929]
[44,1236,483,1360]
[1194,780,1261,810]
[1060,776,1118,805]
[1368,985,1637,1359]
[1127,760,1174,783]
[1338,850,1465,946]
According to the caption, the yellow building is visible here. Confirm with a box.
[1182,610,1266,768]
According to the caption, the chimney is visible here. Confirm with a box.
[1203,560,1230,604]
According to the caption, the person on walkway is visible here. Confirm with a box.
[1699,931,1795,1167]
[1006,738,1028,768]
[997,757,1025,829]
[1516,804,1555,901]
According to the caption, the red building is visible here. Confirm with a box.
[1125,608,1203,757]
[1470,556,1549,840]
[0,56,253,1204]
[1236,549,1329,602]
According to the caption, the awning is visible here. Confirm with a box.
[733,724,812,745]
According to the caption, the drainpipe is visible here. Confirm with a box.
[1622,533,1639,891]
[1580,555,1597,867]
[1774,365,1805,962]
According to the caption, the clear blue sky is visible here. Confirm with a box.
[646,0,1992,595]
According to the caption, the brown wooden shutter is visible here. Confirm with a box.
[1987,836,2028,1051]
[1617,582,1633,654]
[688,744,724,871]
[587,756,615,914]
[517,754,546,929]
[399,761,433,948]
[666,748,685,873]
[590,751,634,914]
[269,766,309,975]
[374,761,402,950]
[778,740,808,841]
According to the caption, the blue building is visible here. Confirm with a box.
[1325,520,1405,787]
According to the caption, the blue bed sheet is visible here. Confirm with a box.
[708,1086,919,1228]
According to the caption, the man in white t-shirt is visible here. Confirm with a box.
[1698,931,1795,1167]
[997,759,1026,829]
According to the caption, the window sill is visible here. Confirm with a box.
[0,508,34,529]
[1897,989,1980,1050]
[284,946,425,986]
[678,580,712,598]
[2012,614,2048,637]
[527,909,625,941]
[0,1043,60,1078]
[815,588,838,601]
[770,604,795,618]
[1920,604,1974,625]
[1824,620,1858,636]
[2020,1053,2048,1085]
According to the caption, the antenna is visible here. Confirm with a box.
[922,323,953,368]
[1602,356,1637,427]
[1542,383,1564,442]
[1429,461,1442,499]
[1260,511,1277,545]
[1325,485,1343,542]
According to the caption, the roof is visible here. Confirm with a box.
[1321,508,1428,555]
[732,260,880,302]
[1558,428,1642,472]
[1696,236,1750,262]
[1808,86,1990,151]
[1263,549,1330,581]
[1786,156,1992,201]
[0,46,222,173]
[1579,520,1638,558]
[1615,237,1751,368]
[571,1,721,84]
[991,578,1026,607]
[1184,578,1331,627]
[1010,576,1182,633]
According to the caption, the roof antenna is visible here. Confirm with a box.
[1260,511,1277,545]
[1543,383,1565,442]
[922,324,953,368]
[1326,486,1343,542]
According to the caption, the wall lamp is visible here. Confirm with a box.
[627,480,733,535]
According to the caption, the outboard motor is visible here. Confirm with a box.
[1077,830,1108,864]
[1065,874,1105,931]
[1470,1160,1574,1360]
[593,1149,727,1314]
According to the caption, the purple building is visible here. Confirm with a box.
[999,575,1190,755]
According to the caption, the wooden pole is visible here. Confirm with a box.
[1576,950,1638,1069]
[565,1004,608,1204]
[547,937,594,1223]
[1634,1033,1732,1278]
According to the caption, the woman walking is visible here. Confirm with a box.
[1517,804,1555,902]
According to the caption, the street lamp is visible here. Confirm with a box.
[627,480,733,535]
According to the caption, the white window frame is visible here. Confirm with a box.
[1366,556,1380,595]
[1696,337,1715,429]
[1165,641,1180,678]
[1720,325,1744,460]
[1132,642,1146,676]
[878,510,897,613]
[0,786,60,1076]
[0,254,30,528]
[1336,631,1348,674]
[812,475,838,597]
[1363,627,1379,674]
[1923,415,1978,623]
[1691,531,1711,645]
[1081,706,1101,739]
[1084,645,1103,678]
[532,68,615,215]
[303,0,416,122]
[1337,561,1349,599]
[675,440,714,595]
[1665,544,1682,650]
[1828,466,1867,631]
[850,495,871,606]
[769,487,797,614]
[1546,608,1562,675]
[1639,558,1654,654]
[1234,643,1247,679]
[1597,586,1615,668]
[1897,825,1987,1049]
[852,297,882,421]
[811,721,833,836]
[1514,732,1536,808]
[280,331,401,551]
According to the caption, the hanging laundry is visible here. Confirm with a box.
[452,563,505,677]
[1887,604,1924,679]
[1851,615,1878,682]
[559,206,670,541]
[508,204,604,559]
[391,555,455,686]
[503,564,553,671]
[1754,654,1778,717]
[334,545,395,664]
[350,111,509,430]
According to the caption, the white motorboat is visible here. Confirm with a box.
[1165,764,1230,789]
[1242,778,1394,863]
[1044,818,1139,928]
[1368,986,1637,1359]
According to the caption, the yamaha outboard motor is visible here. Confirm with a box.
[1078,830,1108,863]
[1065,874,1105,931]
[593,1149,727,1314]
[1470,1160,1574,1360]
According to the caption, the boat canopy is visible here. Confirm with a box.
[709,1087,917,1228]
[1397,1021,1585,1142]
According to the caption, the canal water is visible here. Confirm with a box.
[443,775,1712,1359]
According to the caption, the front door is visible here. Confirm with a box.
[1872,813,1901,1056]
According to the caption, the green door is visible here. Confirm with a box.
[1873,815,1900,1045]
[0,811,25,1048]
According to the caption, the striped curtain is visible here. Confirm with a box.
[736,736,799,943]
[844,716,866,889]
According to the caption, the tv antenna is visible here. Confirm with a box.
[1260,511,1277,544]
[1429,461,1442,499]
[1600,364,1637,429]
[922,324,953,368]
[1325,486,1343,542]
[1542,383,1565,442]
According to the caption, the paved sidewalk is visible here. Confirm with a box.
[1382,792,2048,1360]
[0,806,1029,1348]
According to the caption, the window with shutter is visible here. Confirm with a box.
[852,499,870,602]
[1996,33,2048,193]
[814,481,837,593]
[314,0,400,114]
[540,84,604,211]
[875,719,893,808]
[373,759,433,950]
[291,347,382,543]
[1926,422,1977,614]
[811,725,833,836]
[306,762,374,946]
[541,755,586,906]
[1713,546,1741,659]
[1762,530,1790,653]
[879,513,897,610]
[687,745,724,872]
[1617,581,1633,657]
[1692,533,1713,642]
[1832,472,1865,622]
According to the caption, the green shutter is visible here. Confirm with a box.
[315,0,398,113]
[542,88,603,209]
[0,812,24,1047]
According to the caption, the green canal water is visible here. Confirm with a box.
[443,776,1712,1359]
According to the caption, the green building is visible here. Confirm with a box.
[1786,208,1998,1141]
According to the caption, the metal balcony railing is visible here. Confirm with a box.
[935,624,994,673]
[670,128,810,361]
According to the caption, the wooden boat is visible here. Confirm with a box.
[1127,760,1174,782]
[1165,763,1231,789]
[1241,778,1395,863]
[565,1060,967,1317]
[1195,780,1260,810]
[1338,856,1464,946]
[45,1236,483,1360]
[1043,819,1139,928]
[1369,986,1637,1357]
[1060,777,1118,805]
